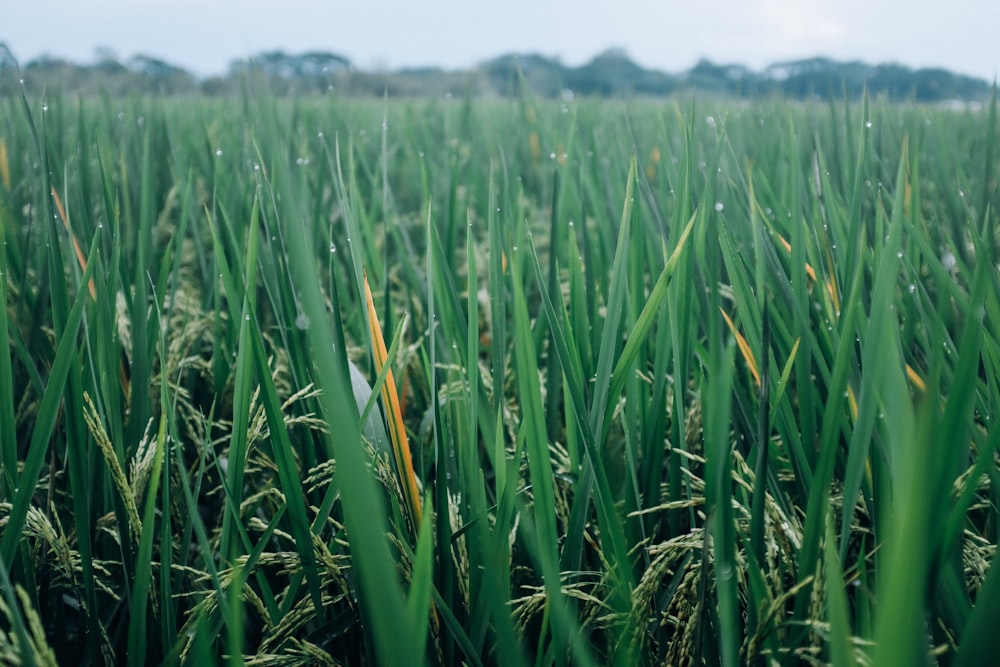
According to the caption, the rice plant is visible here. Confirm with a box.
[0,83,997,666]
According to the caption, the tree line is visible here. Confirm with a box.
[0,43,991,102]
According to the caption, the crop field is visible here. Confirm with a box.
[0,88,998,665]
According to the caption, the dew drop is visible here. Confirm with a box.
[941,251,957,269]
[714,202,724,212]
[215,149,223,156]
[329,243,337,253]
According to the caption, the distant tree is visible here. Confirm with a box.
[93,47,127,75]
[128,55,196,94]
[0,41,990,102]
[228,50,351,94]
[22,55,82,94]
[868,63,914,99]
[0,42,19,94]
[685,59,751,95]
[911,68,986,101]
[765,58,873,98]
[481,53,566,97]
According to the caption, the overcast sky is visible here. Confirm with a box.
[4,0,998,82]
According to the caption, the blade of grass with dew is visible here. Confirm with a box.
[474,176,527,664]
[487,170,508,439]
[521,190,637,649]
[245,291,326,619]
[666,107,699,537]
[126,122,155,452]
[925,256,990,638]
[792,223,867,627]
[750,299,771,568]
[784,122,819,489]
[422,197,459,666]
[606,208,698,419]
[0,232,99,566]
[0,197,17,495]
[704,294,739,666]
[218,197,260,562]
[462,209,491,650]
[589,154,637,445]
[837,140,910,561]
[544,167,563,444]
[511,231,577,665]
[569,158,641,604]
[52,174,107,661]
[283,169,415,665]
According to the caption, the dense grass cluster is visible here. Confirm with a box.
[0,86,998,665]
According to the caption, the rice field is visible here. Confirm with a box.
[0,87,998,665]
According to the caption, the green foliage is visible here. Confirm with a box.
[0,88,998,666]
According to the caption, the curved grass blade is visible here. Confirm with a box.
[283,183,414,665]
[824,510,856,667]
[0,203,16,494]
[0,233,99,567]
[363,272,422,531]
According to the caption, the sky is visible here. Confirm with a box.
[3,0,998,82]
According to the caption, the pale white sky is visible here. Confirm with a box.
[4,0,998,81]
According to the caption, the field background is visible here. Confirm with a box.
[0,88,998,665]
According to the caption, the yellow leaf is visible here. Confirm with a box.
[364,272,422,530]
[720,308,760,388]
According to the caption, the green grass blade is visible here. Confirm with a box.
[283,173,414,664]
[0,233,99,566]
[955,545,1000,667]
[511,240,572,662]
[405,492,435,665]
[0,205,16,495]
[127,410,167,667]
[824,510,856,667]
